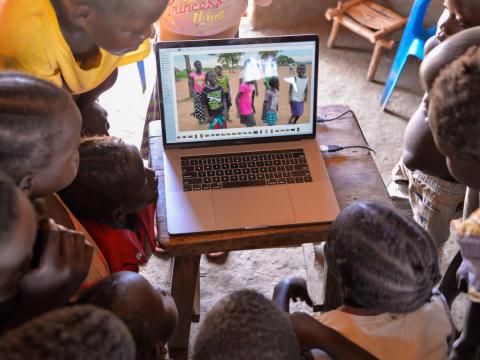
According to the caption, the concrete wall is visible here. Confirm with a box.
[251,0,443,32]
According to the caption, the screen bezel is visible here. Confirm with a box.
[154,34,319,149]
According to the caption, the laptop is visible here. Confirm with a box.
[154,34,339,234]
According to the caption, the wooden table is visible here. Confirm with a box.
[149,105,390,359]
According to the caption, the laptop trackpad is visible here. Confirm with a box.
[212,186,295,230]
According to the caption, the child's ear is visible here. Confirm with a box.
[18,174,34,196]
[113,207,127,224]
[70,2,95,28]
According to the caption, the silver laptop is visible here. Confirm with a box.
[155,35,339,234]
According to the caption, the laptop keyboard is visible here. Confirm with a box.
[181,149,312,192]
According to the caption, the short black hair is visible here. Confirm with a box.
[59,136,130,221]
[0,171,19,246]
[429,45,480,161]
[268,76,280,89]
[326,201,440,313]
[77,272,161,360]
[0,305,135,360]
[193,290,301,360]
[0,72,71,183]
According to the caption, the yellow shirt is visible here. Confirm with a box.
[0,0,150,94]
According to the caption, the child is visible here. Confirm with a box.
[274,201,454,360]
[0,0,167,135]
[193,289,302,360]
[158,0,273,40]
[59,136,158,273]
[201,71,228,130]
[388,0,480,247]
[0,73,108,327]
[189,60,207,124]
[78,271,178,360]
[422,35,480,359]
[236,80,257,127]
[262,76,280,126]
[215,65,232,122]
[0,304,136,360]
[288,64,308,125]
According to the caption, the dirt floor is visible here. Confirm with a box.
[100,18,465,359]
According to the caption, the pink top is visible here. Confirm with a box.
[238,82,254,115]
[160,0,249,38]
[189,71,206,93]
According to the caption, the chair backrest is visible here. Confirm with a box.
[405,0,433,38]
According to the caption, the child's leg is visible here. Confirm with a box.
[450,300,480,360]
[76,69,118,136]
[439,251,463,307]
[406,169,466,247]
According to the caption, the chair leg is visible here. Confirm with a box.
[327,19,341,49]
[380,41,411,109]
[367,43,383,82]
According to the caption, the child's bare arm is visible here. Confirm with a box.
[290,312,379,359]
[289,84,292,100]
[188,76,194,97]
[304,84,308,101]
[272,277,312,312]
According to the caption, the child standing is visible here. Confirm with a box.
[262,76,280,126]
[215,65,232,122]
[201,71,228,130]
[236,80,257,127]
[274,202,454,360]
[189,60,207,124]
[289,64,308,125]
[0,0,167,135]
[422,34,480,359]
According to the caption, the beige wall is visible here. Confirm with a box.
[251,0,443,32]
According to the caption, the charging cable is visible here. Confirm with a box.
[317,109,354,123]
[320,144,376,155]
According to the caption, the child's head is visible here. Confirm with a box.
[0,304,136,360]
[214,65,223,76]
[78,272,177,360]
[425,44,480,190]
[67,0,167,56]
[0,72,81,198]
[268,76,280,90]
[194,60,203,72]
[59,137,156,224]
[0,171,37,302]
[193,290,301,360]
[326,201,440,313]
[296,64,306,77]
[205,71,218,87]
[438,0,480,41]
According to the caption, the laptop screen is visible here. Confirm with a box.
[155,35,318,147]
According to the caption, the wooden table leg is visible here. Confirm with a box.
[168,255,201,360]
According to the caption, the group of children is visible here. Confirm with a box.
[187,60,308,129]
[0,0,480,359]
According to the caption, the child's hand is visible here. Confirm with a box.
[79,101,110,136]
[20,219,93,307]
[286,277,313,306]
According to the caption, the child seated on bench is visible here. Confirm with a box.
[59,136,157,273]
[274,201,454,359]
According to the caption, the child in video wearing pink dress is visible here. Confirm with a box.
[236,80,257,127]
[189,60,207,124]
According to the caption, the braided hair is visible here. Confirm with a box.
[325,201,440,313]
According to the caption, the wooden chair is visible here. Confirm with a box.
[325,0,407,81]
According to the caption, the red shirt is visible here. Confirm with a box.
[81,203,156,273]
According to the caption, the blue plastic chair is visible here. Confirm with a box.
[137,60,147,93]
[380,0,436,109]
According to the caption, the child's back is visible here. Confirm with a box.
[319,201,453,359]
